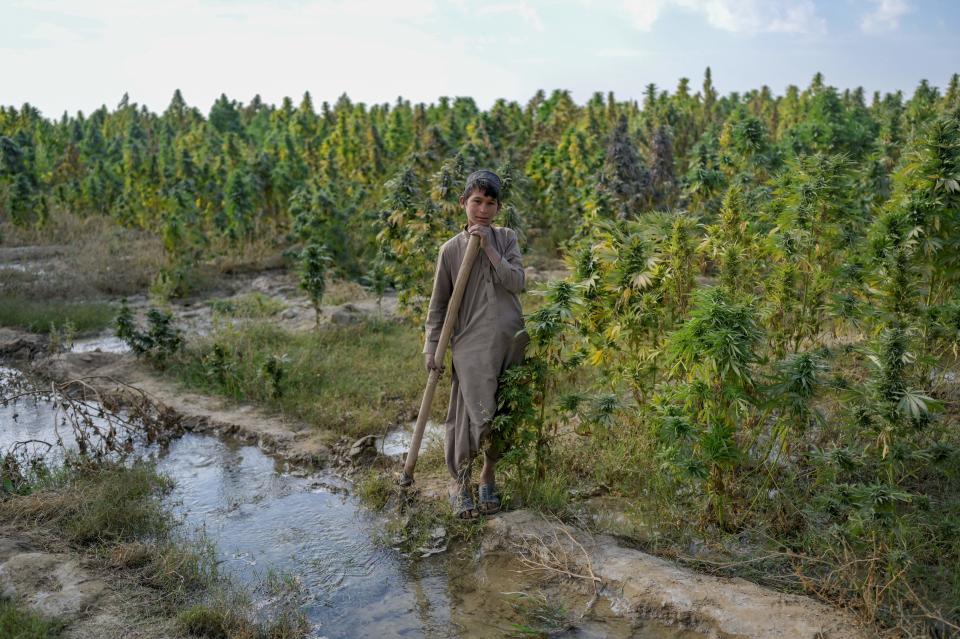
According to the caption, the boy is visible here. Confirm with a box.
[423,169,527,519]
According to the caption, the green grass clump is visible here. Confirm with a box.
[506,592,573,638]
[0,598,65,639]
[0,460,173,544]
[0,294,114,334]
[171,318,445,438]
[354,471,395,512]
[178,603,236,638]
[0,460,217,609]
[209,293,285,319]
[382,494,485,555]
[177,590,307,639]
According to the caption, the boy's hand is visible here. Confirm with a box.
[467,224,492,247]
[424,352,443,373]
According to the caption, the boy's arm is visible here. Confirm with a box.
[423,244,453,354]
[491,228,525,294]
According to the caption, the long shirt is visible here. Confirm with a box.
[423,226,527,475]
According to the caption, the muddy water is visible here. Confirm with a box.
[381,420,444,457]
[0,367,702,638]
[70,334,130,354]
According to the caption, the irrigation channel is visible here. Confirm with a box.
[0,358,704,639]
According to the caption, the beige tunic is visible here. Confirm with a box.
[423,226,528,479]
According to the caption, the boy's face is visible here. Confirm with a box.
[460,190,501,227]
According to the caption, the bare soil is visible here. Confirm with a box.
[0,526,181,639]
[484,511,873,639]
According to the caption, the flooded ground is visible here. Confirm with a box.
[0,366,702,638]
[70,334,131,354]
[381,420,445,457]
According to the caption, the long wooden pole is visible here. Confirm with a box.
[398,234,481,486]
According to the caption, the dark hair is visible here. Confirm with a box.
[462,169,502,203]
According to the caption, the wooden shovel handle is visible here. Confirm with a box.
[400,234,481,484]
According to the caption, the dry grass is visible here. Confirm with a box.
[0,461,173,544]
[1,213,166,299]
[208,237,288,275]
[324,278,373,306]
[171,318,446,438]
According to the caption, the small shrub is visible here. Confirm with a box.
[298,243,332,328]
[115,300,183,364]
[260,355,286,400]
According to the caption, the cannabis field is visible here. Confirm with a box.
[2,70,959,634]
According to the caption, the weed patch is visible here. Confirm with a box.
[0,295,113,334]
[209,293,285,319]
[354,471,394,512]
[171,319,446,438]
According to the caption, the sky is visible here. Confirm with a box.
[1,0,958,118]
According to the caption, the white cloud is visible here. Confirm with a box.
[1,0,533,115]
[621,0,825,34]
[860,0,911,33]
[622,0,666,31]
[475,3,545,31]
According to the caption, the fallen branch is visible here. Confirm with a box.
[507,516,603,623]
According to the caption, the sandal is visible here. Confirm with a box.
[449,484,478,520]
[478,483,501,515]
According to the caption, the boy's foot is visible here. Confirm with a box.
[478,483,501,515]
[449,484,478,520]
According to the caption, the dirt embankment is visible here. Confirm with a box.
[485,511,871,639]
[1,327,873,639]
[0,327,47,360]
[30,347,332,468]
[0,528,179,639]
